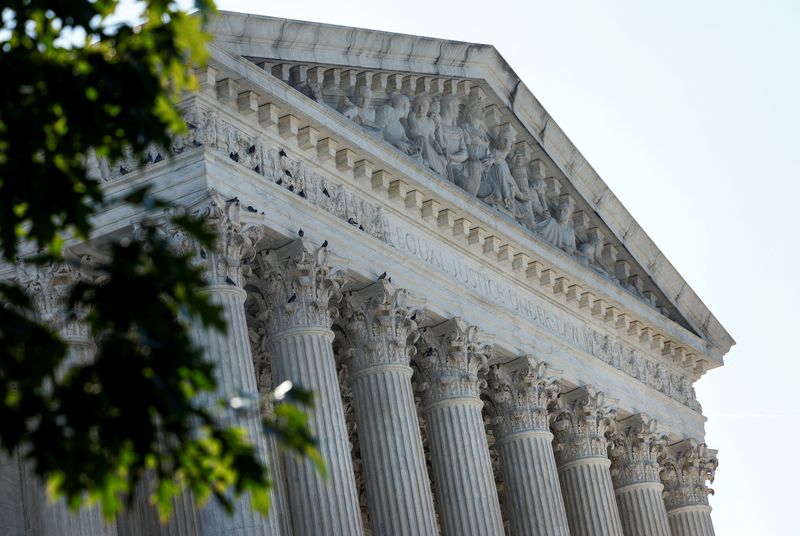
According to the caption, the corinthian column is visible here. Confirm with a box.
[486,357,570,536]
[189,196,283,536]
[18,260,118,536]
[340,280,438,536]
[661,439,718,536]
[551,385,623,536]
[416,318,504,536]
[249,237,363,536]
[608,414,671,536]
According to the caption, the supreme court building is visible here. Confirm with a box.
[1,11,733,536]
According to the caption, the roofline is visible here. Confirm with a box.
[207,11,735,357]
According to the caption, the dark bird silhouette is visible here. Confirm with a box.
[287,293,297,303]
[225,196,239,203]
[347,218,357,225]
[247,145,256,154]
[276,178,283,185]
[321,240,328,248]
[298,229,304,237]
[229,152,239,162]
[225,276,236,286]
[322,188,330,197]
[298,190,306,198]
[377,272,387,280]
[246,205,257,213]
[279,149,287,157]
[287,185,294,192]
[358,225,365,231]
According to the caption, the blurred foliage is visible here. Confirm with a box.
[0,0,320,522]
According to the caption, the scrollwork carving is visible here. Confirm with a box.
[414,317,493,403]
[485,356,560,437]
[248,238,348,333]
[340,280,424,371]
[660,439,718,510]
[551,385,617,463]
[608,414,669,488]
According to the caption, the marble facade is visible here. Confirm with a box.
[0,11,733,536]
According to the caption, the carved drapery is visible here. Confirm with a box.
[414,318,504,536]
[609,414,671,536]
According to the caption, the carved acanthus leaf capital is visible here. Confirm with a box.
[249,237,348,332]
[551,385,618,463]
[340,280,425,371]
[609,413,669,487]
[661,439,718,510]
[486,356,560,436]
[415,317,493,403]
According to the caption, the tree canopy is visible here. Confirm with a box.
[0,0,317,520]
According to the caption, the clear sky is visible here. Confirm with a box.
[217,1,798,533]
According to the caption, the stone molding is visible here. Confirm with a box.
[415,317,493,403]
[609,413,669,489]
[661,439,718,510]
[486,355,560,437]
[551,385,617,463]
[99,83,706,411]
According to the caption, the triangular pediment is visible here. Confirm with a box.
[207,11,734,360]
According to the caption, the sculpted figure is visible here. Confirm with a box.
[380,93,417,156]
[578,233,604,268]
[340,84,381,134]
[459,94,492,196]
[537,196,577,254]
[434,94,468,183]
[479,124,527,212]
[405,94,445,174]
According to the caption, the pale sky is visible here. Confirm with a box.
[217,1,798,533]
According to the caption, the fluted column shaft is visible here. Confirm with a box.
[496,431,570,535]
[552,386,623,536]
[195,285,282,536]
[267,328,363,535]
[609,415,670,536]
[417,318,504,536]
[615,483,670,536]
[487,358,569,536]
[342,281,438,536]
[253,238,363,536]
[668,505,715,536]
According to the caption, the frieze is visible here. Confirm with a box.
[385,220,700,412]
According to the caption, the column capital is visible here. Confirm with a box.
[551,385,617,464]
[340,280,424,371]
[16,255,101,341]
[197,193,263,288]
[609,413,669,488]
[415,317,493,404]
[661,439,718,510]
[249,237,348,333]
[486,355,560,437]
